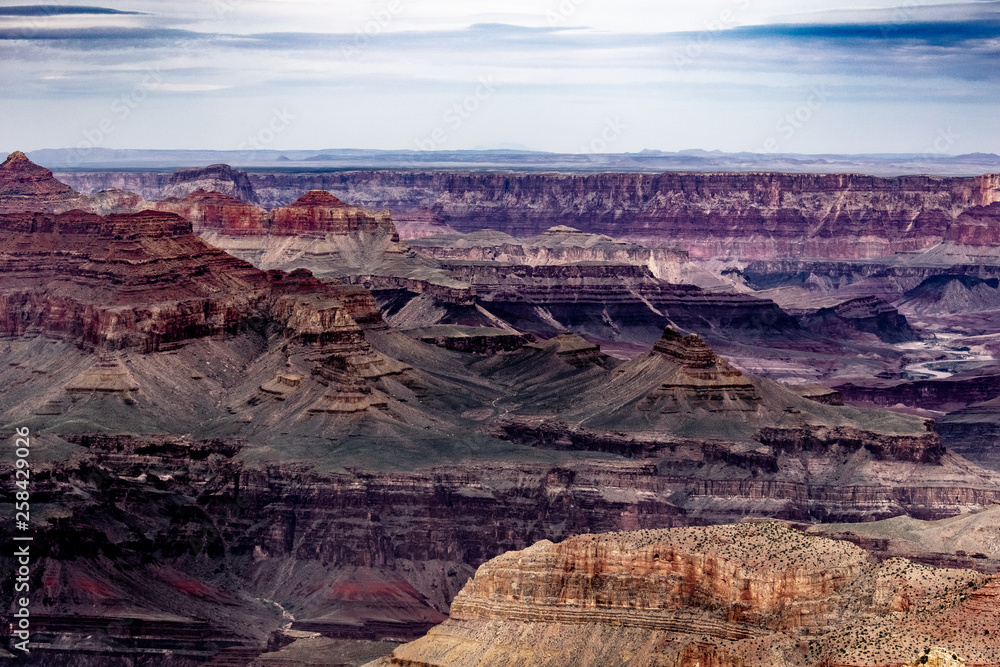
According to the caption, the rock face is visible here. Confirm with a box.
[0,208,271,350]
[899,275,1000,315]
[162,163,258,203]
[153,188,270,235]
[799,296,917,343]
[376,261,801,352]
[271,190,395,237]
[938,397,1000,471]
[58,167,1000,259]
[0,208,386,352]
[943,202,1000,246]
[0,150,82,212]
[377,523,1000,667]
[409,226,690,282]
[643,327,761,410]
[496,326,933,445]
[836,369,1000,413]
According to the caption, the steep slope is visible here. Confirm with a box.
[161,163,258,202]
[899,275,1000,316]
[0,150,83,212]
[0,209,273,349]
[497,327,929,444]
[374,523,1000,667]
[798,296,917,343]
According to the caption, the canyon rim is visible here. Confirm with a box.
[4,2,1000,666]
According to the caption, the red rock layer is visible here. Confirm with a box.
[230,170,1000,258]
[270,190,395,237]
[0,150,81,212]
[153,189,270,235]
[53,166,1000,258]
[0,209,384,350]
[943,203,1000,246]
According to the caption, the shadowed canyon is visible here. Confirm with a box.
[2,151,1000,666]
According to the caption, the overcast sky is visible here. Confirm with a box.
[1,0,999,154]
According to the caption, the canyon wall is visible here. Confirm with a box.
[58,169,1000,259]
[377,524,1000,667]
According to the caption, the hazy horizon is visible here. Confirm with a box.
[3,1,999,155]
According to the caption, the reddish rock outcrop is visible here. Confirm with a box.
[0,208,386,351]
[0,209,272,350]
[0,150,81,212]
[58,167,1000,259]
[943,203,1000,246]
[378,523,1000,667]
[153,188,270,235]
[271,190,395,237]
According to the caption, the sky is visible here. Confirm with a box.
[1,0,999,154]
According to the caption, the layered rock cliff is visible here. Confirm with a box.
[0,208,387,352]
[58,168,1000,259]
[153,188,270,235]
[408,226,690,282]
[376,523,1000,667]
[271,190,395,237]
[0,150,84,212]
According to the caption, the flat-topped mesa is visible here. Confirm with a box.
[448,524,868,634]
[527,333,611,367]
[270,190,397,237]
[152,189,269,235]
[0,150,80,213]
[163,163,257,202]
[409,226,689,281]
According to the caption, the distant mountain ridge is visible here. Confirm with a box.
[23,146,1000,176]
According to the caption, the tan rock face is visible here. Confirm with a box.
[905,647,967,667]
[382,524,1000,667]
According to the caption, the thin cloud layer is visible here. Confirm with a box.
[0,1,997,154]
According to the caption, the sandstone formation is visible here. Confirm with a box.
[0,150,82,212]
[153,188,270,235]
[943,203,1000,247]
[58,168,1000,259]
[405,326,535,356]
[6,156,1000,666]
[835,368,1000,413]
[0,208,272,350]
[161,162,258,202]
[271,190,395,237]
[408,226,690,282]
[0,150,152,216]
[375,523,1000,667]
[938,397,1000,471]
